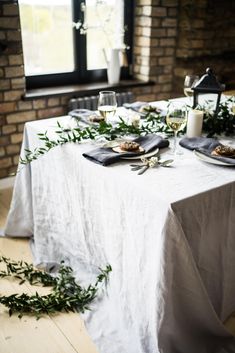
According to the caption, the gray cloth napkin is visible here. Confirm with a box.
[179,137,219,151]
[180,137,235,165]
[123,101,147,112]
[83,134,169,166]
[68,109,99,124]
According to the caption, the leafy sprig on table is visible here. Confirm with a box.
[0,256,112,319]
[19,98,235,166]
[20,111,172,165]
[202,97,235,137]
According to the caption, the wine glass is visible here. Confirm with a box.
[184,75,199,102]
[166,105,187,155]
[98,91,117,122]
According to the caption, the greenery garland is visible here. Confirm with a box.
[0,256,112,319]
[19,109,172,165]
[19,98,235,166]
[202,97,235,137]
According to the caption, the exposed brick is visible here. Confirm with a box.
[163,65,173,74]
[11,77,25,89]
[7,30,21,41]
[157,74,172,83]
[191,40,204,48]
[167,28,177,37]
[164,47,174,55]
[161,0,178,6]
[0,102,16,113]
[0,157,12,168]
[168,7,177,16]
[137,0,152,5]
[2,124,17,135]
[158,56,174,65]
[3,4,19,16]
[18,101,33,111]
[13,155,19,165]
[162,18,177,27]
[135,16,152,27]
[159,38,176,46]
[8,165,17,175]
[152,7,167,17]
[17,123,25,133]
[140,47,151,56]
[0,68,4,77]
[0,31,6,40]
[47,97,60,107]
[0,147,5,157]
[33,99,47,110]
[6,111,36,124]
[161,83,172,92]
[0,169,8,178]
[193,19,205,29]
[0,79,11,90]
[10,133,23,144]
[6,144,20,155]
[60,96,70,105]
[37,107,65,119]
[151,18,162,27]
[0,136,10,145]
[5,66,24,78]
[136,36,151,47]
[9,54,23,66]
[0,17,19,29]
[152,28,167,37]
[0,56,8,66]
[140,66,150,75]
[150,38,159,47]
[4,90,23,101]
[142,6,152,16]
[152,47,164,56]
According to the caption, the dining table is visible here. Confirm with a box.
[3,97,235,353]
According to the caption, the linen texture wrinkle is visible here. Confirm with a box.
[4,116,235,353]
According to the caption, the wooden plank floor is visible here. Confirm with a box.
[0,188,98,353]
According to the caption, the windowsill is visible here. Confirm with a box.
[23,79,154,100]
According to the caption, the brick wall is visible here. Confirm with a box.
[133,0,179,101]
[1,0,235,179]
[173,0,235,94]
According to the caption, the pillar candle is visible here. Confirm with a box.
[186,109,204,138]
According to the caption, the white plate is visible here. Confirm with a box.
[194,150,235,166]
[121,148,159,160]
[113,146,145,154]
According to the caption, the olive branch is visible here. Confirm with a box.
[0,256,112,319]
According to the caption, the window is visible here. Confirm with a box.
[18,0,133,89]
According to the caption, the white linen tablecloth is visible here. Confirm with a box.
[4,115,235,353]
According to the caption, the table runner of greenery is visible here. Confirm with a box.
[19,97,235,166]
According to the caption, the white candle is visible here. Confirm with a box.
[186,109,204,138]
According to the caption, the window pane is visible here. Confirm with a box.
[86,0,124,70]
[19,0,74,76]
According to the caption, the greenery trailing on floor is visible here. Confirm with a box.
[19,98,235,166]
[0,256,112,319]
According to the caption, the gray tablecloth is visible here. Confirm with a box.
[4,115,235,353]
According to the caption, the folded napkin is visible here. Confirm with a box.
[83,134,169,166]
[180,137,235,165]
[179,137,219,151]
[123,102,161,117]
[68,109,99,124]
[123,101,147,112]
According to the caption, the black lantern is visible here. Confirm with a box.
[192,68,224,115]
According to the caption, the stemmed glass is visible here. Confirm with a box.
[97,91,117,122]
[184,75,199,103]
[166,105,187,155]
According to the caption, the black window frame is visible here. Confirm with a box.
[25,0,134,90]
